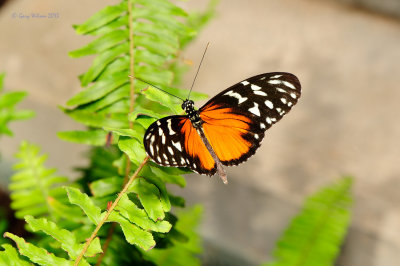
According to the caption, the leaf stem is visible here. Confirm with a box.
[74,156,149,266]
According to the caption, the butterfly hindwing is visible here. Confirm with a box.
[199,72,301,166]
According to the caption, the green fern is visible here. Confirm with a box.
[3,1,213,265]
[265,177,353,266]
[144,205,203,266]
[0,72,34,137]
[9,142,69,220]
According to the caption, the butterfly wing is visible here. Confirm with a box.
[199,72,301,166]
[143,116,217,175]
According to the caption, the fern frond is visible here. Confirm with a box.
[9,142,69,219]
[0,72,34,137]
[265,177,353,266]
[144,206,203,266]
[0,244,31,266]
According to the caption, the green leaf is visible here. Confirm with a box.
[144,206,203,266]
[4,232,81,266]
[65,187,103,225]
[67,73,128,106]
[69,29,129,57]
[0,91,27,109]
[57,130,114,146]
[265,177,353,266]
[25,216,82,259]
[129,178,165,221]
[90,176,122,198]
[142,173,171,212]
[108,212,155,251]
[0,244,31,266]
[85,237,102,258]
[148,165,186,187]
[63,108,129,129]
[118,137,146,165]
[79,84,130,112]
[129,108,164,122]
[74,2,127,35]
[80,44,130,86]
[116,194,171,233]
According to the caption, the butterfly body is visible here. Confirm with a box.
[143,72,301,184]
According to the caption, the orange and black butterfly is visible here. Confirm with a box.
[143,72,301,184]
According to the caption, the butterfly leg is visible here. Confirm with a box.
[196,126,228,184]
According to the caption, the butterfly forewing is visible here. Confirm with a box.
[199,72,301,166]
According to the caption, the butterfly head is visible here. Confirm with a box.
[181,100,195,112]
[182,99,202,125]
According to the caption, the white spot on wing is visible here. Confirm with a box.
[288,102,293,107]
[277,88,287,93]
[241,81,250,86]
[156,121,161,126]
[260,123,266,129]
[283,81,296,89]
[168,146,174,155]
[172,140,182,152]
[254,134,259,139]
[290,92,297,99]
[271,74,282,79]
[224,90,248,104]
[180,157,185,164]
[149,145,154,155]
[163,154,168,160]
[254,90,267,96]
[281,98,287,104]
[266,117,272,124]
[251,84,262,91]
[158,128,163,136]
[167,119,175,135]
[265,100,274,109]
[268,80,282,85]
[249,103,261,116]
[161,134,166,144]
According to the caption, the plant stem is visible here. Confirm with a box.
[74,156,149,266]
[128,0,135,128]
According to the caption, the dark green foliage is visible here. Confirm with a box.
[265,177,353,266]
[2,0,214,264]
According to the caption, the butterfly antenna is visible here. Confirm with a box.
[130,76,185,101]
[188,42,210,100]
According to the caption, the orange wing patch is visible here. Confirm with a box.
[200,106,252,163]
[179,119,215,171]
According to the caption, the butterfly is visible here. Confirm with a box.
[143,72,301,184]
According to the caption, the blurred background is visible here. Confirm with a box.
[1,0,400,265]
